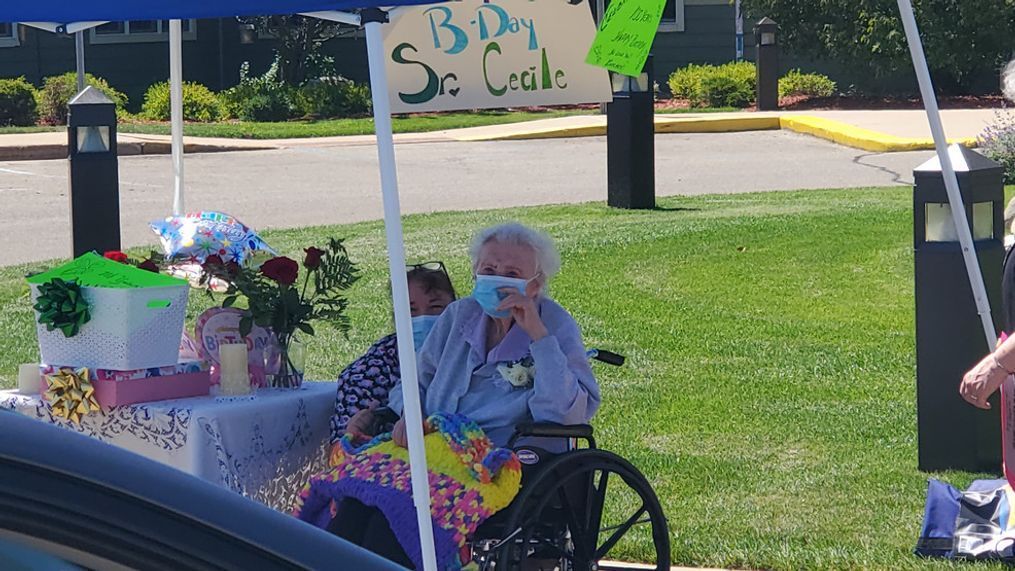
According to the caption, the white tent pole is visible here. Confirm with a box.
[896,0,997,349]
[363,12,439,571]
[170,19,185,216]
[74,31,85,92]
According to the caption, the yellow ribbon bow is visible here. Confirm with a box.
[44,367,101,424]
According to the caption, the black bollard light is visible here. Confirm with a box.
[607,55,655,210]
[914,144,1004,472]
[68,86,120,258]
[754,17,779,111]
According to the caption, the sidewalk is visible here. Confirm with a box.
[448,108,990,151]
[0,108,996,161]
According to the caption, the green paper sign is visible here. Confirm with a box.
[27,252,187,289]
[585,0,666,77]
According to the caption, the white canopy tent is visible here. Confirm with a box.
[8,0,999,569]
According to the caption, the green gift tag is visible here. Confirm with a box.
[585,0,666,77]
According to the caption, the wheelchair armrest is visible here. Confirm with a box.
[509,422,595,448]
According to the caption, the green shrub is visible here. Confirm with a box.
[38,72,127,125]
[667,61,755,108]
[667,63,710,100]
[779,69,837,98]
[0,77,39,126]
[295,76,371,118]
[740,0,1014,93]
[701,74,754,108]
[141,81,222,122]
[219,61,296,122]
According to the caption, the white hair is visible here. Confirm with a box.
[468,222,562,280]
[1004,59,1015,103]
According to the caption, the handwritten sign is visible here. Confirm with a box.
[585,0,666,77]
[27,252,186,289]
[381,0,612,113]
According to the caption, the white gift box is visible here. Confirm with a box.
[28,253,189,371]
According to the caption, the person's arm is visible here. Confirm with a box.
[527,315,601,425]
[334,335,397,442]
[961,334,1015,409]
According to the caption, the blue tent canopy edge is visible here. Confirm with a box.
[0,0,438,24]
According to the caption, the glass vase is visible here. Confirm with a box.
[266,336,305,389]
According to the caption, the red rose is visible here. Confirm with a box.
[225,261,242,276]
[104,251,128,264]
[204,254,224,267]
[304,247,326,270]
[137,259,159,273]
[260,257,299,285]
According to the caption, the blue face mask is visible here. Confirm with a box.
[411,315,440,350]
[471,274,531,318]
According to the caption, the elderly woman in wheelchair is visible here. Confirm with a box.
[301,223,668,570]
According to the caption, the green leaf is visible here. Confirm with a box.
[296,322,315,336]
[223,296,238,308]
[239,315,254,338]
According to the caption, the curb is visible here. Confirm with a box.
[452,116,783,142]
[778,115,976,152]
[0,114,980,161]
[0,140,275,162]
[454,113,977,152]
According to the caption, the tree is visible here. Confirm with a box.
[238,16,345,86]
[739,0,1015,93]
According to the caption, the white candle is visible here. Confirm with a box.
[18,364,40,395]
[218,344,249,396]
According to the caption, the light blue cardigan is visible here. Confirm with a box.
[386,296,601,447]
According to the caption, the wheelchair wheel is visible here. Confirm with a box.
[489,449,669,571]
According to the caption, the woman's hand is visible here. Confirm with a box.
[345,408,376,443]
[960,353,1011,409]
[498,290,548,341]
[392,417,408,447]
[392,416,434,448]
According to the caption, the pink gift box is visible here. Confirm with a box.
[89,371,211,407]
[39,361,211,407]
[40,360,208,383]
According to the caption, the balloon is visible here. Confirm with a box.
[165,263,231,293]
[150,211,274,265]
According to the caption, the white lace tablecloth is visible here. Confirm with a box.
[0,381,337,512]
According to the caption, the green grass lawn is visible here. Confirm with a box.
[0,188,1003,569]
[117,110,588,139]
[0,107,736,139]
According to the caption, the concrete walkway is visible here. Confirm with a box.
[447,108,992,150]
[0,108,999,161]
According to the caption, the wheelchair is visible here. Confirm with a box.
[467,350,671,571]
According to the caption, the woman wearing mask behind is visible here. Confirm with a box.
[327,263,456,447]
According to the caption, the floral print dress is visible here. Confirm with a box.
[329,334,400,444]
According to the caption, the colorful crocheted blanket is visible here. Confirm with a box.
[293,412,522,570]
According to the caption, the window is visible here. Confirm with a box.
[0,23,19,48]
[590,0,685,33]
[659,0,686,32]
[91,20,196,44]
